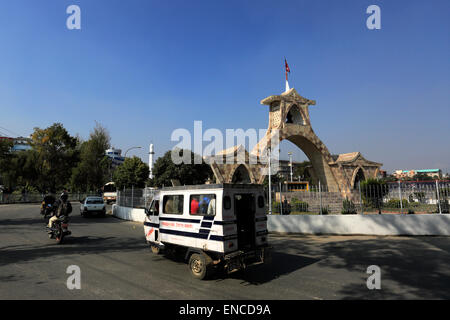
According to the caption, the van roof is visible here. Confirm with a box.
[160,183,264,191]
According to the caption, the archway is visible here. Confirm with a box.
[353,167,366,189]
[284,135,334,188]
[231,164,251,184]
[278,139,316,184]
[285,105,305,125]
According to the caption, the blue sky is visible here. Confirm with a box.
[0,0,449,173]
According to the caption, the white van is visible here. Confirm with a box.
[144,184,271,279]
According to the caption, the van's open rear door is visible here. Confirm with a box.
[234,194,256,250]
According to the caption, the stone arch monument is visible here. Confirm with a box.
[209,87,382,198]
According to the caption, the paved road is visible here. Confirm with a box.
[1,203,449,299]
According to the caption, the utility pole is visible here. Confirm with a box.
[279,181,283,215]
[268,147,272,215]
[288,152,293,182]
[398,180,403,214]
[148,144,155,179]
[436,180,442,214]
[319,180,322,215]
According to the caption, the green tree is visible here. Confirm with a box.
[6,150,39,190]
[262,172,283,187]
[150,149,213,187]
[0,139,14,187]
[113,156,149,189]
[0,139,12,159]
[70,123,111,192]
[412,173,433,181]
[30,123,79,192]
[293,160,314,183]
[0,140,40,191]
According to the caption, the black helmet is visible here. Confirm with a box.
[60,192,68,202]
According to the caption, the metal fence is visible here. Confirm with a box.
[274,181,450,215]
[358,181,450,214]
[116,187,157,209]
[112,181,450,215]
[0,192,101,204]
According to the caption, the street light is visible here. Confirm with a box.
[124,146,142,157]
[288,152,293,182]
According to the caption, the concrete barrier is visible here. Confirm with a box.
[112,204,146,223]
[268,214,450,236]
[112,204,450,236]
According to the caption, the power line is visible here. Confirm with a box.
[0,126,21,137]
[0,129,12,138]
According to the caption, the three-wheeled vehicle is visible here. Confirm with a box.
[144,184,271,279]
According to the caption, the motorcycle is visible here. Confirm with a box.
[47,215,71,244]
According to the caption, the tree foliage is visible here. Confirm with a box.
[0,122,115,194]
[113,156,149,189]
[30,123,79,192]
[0,139,14,188]
[70,123,111,192]
[150,149,213,187]
[293,160,313,183]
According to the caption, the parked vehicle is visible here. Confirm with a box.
[103,182,117,204]
[47,215,71,244]
[80,196,106,217]
[144,184,271,280]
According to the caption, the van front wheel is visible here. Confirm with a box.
[189,253,211,280]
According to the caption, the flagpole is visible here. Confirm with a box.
[284,58,290,92]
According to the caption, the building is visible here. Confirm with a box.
[105,148,125,167]
[277,160,312,182]
[208,87,383,198]
[0,136,32,152]
[393,169,442,180]
[377,170,387,178]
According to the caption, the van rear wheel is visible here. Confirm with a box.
[189,253,212,280]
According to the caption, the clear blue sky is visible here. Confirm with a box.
[0,0,449,173]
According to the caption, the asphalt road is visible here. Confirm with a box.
[1,203,449,299]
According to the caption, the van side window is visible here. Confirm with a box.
[223,196,231,210]
[163,195,184,214]
[190,194,216,216]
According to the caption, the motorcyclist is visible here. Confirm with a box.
[47,192,72,230]
[40,194,56,217]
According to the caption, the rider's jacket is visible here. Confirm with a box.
[53,199,72,217]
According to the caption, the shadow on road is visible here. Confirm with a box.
[269,235,450,299]
[0,236,147,268]
[318,237,450,299]
[221,251,320,285]
[0,217,50,227]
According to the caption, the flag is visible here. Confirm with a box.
[285,59,290,73]
[285,59,290,81]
